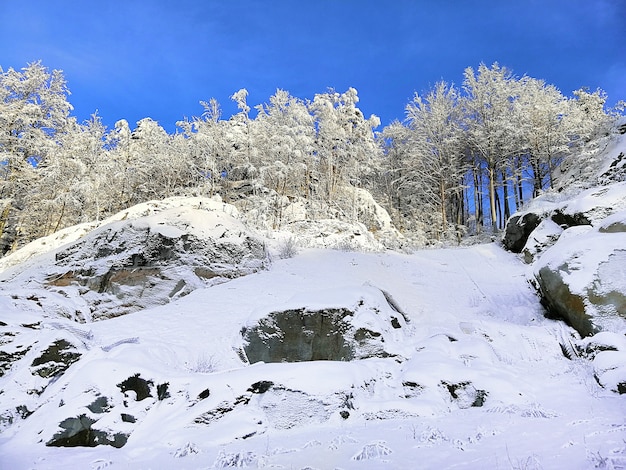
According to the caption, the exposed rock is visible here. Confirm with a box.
[242,308,356,363]
[502,212,542,253]
[598,151,626,185]
[598,210,626,233]
[87,396,111,414]
[241,286,409,364]
[0,197,269,321]
[440,381,488,408]
[117,374,153,401]
[30,339,81,379]
[503,182,626,262]
[521,219,563,264]
[533,229,626,337]
[0,346,30,378]
[46,414,128,448]
[248,381,274,394]
[550,209,591,228]
[121,413,136,423]
[535,264,596,337]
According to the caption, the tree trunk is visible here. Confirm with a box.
[440,179,447,237]
[488,165,497,232]
[502,168,510,225]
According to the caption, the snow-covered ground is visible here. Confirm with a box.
[1,241,624,469]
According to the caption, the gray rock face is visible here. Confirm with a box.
[502,182,626,338]
[535,264,597,337]
[46,414,128,448]
[241,287,409,364]
[502,212,542,253]
[503,182,626,262]
[1,201,269,321]
[533,229,626,337]
[242,308,356,363]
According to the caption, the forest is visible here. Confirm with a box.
[0,61,622,253]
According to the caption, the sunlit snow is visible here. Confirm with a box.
[1,237,624,469]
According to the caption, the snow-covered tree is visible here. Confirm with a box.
[405,82,466,238]
[254,90,315,195]
[462,63,521,231]
[311,88,381,205]
[514,78,572,197]
[0,62,73,252]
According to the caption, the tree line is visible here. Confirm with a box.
[0,61,621,253]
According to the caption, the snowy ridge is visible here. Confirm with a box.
[0,196,238,274]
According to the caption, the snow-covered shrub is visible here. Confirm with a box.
[213,450,263,467]
[188,353,219,373]
[277,236,299,259]
[351,442,393,461]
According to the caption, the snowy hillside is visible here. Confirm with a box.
[1,225,625,469]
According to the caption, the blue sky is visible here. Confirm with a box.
[1,1,624,132]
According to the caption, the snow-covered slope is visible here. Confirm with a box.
[503,124,626,340]
[0,197,269,321]
[1,243,624,469]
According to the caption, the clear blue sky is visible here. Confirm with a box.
[1,1,624,132]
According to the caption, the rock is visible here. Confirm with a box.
[502,212,542,253]
[533,228,626,337]
[117,374,153,401]
[241,286,409,363]
[46,414,128,448]
[550,209,591,228]
[30,339,81,379]
[521,219,563,264]
[598,151,626,185]
[503,182,626,260]
[0,197,269,321]
[242,307,356,363]
[440,381,488,408]
[598,210,626,233]
[535,264,595,337]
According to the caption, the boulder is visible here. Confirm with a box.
[0,197,269,321]
[503,182,626,261]
[533,228,626,337]
[521,219,563,264]
[502,212,542,253]
[598,210,626,233]
[577,332,626,394]
[46,414,128,448]
[240,286,410,363]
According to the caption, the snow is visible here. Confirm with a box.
[0,196,238,275]
[534,228,626,296]
[0,241,625,469]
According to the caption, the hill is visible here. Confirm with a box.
[0,207,625,468]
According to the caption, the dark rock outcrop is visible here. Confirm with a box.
[242,308,356,363]
[30,339,81,379]
[533,229,626,337]
[46,414,128,448]
[535,264,597,337]
[502,182,626,262]
[502,212,542,253]
[1,199,269,321]
[241,287,409,364]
